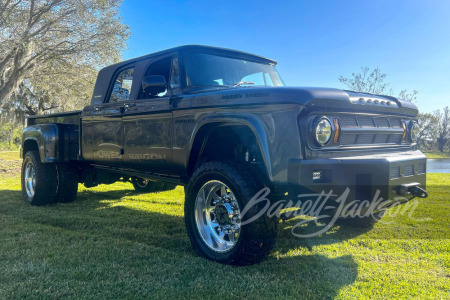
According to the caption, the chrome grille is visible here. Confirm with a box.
[340,133,357,145]
[358,134,375,144]
[390,119,403,128]
[390,167,400,179]
[340,116,358,128]
[404,165,414,176]
[340,116,403,129]
[337,115,405,147]
[388,134,402,144]
[374,134,389,143]
[418,163,426,174]
[375,118,389,128]
[359,117,376,128]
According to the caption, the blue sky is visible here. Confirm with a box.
[120,0,450,113]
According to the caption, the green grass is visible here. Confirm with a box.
[423,151,450,159]
[0,158,449,299]
[0,143,20,152]
[0,150,20,161]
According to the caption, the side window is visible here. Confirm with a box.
[241,72,273,86]
[264,72,274,86]
[139,57,172,99]
[108,67,134,103]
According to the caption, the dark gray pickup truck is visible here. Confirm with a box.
[21,45,428,265]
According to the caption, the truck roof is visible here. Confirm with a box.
[91,45,277,104]
[109,45,277,70]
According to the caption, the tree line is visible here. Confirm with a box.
[0,0,129,149]
[0,3,448,153]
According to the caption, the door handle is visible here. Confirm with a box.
[123,103,136,109]
[120,103,136,113]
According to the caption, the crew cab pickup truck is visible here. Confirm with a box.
[21,45,428,265]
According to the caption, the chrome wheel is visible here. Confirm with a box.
[24,162,36,198]
[135,178,148,188]
[195,180,241,253]
[21,150,58,206]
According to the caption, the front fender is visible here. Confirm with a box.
[188,113,273,179]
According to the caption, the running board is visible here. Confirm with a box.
[91,164,184,185]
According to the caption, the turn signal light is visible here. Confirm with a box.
[402,121,407,141]
[333,118,340,143]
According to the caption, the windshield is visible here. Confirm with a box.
[184,53,284,89]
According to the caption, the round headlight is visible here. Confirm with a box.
[410,122,420,142]
[315,118,332,145]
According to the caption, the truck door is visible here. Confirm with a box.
[81,66,135,164]
[121,55,177,172]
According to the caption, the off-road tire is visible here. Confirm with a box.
[21,150,58,206]
[185,161,278,265]
[55,163,79,203]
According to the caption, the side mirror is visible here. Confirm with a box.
[142,75,167,92]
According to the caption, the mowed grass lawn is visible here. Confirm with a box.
[0,152,449,299]
[423,151,450,159]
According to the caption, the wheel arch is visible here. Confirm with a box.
[22,124,59,163]
[186,115,272,180]
[22,138,40,158]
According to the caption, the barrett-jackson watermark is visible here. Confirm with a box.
[239,187,431,238]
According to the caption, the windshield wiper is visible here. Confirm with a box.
[233,81,256,87]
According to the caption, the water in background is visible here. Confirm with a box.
[427,159,450,173]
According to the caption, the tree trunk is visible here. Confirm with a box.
[437,137,447,152]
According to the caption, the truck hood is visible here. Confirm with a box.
[188,86,418,117]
